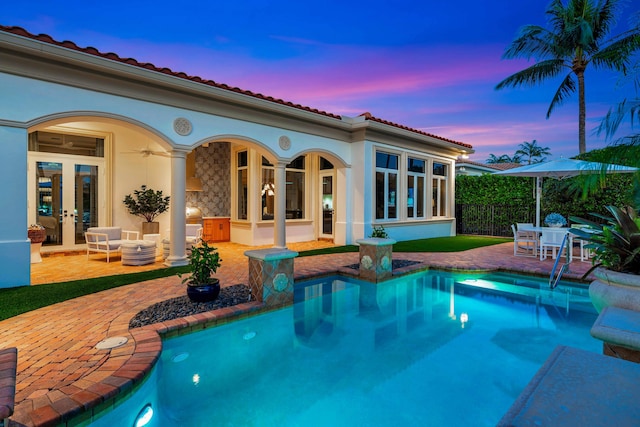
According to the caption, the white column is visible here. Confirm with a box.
[0,126,30,288]
[164,149,189,267]
[274,161,287,249]
[334,166,352,245]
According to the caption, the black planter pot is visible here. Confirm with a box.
[186,278,221,302]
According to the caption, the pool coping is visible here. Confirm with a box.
[18,260,593,426]
[23,301,268,427]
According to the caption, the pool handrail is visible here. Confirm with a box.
[549,233,570,289]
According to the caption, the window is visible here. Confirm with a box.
[261,158,275,220]
[432,162,448,217]
[237,151,248,220]
[407,157,425,219]
[286,156,305,219]
[375,151,398,220]
[29,131,104,157]
[320,157,334,170]
[261,155,306,220]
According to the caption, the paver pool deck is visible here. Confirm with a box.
[1,241,595,426]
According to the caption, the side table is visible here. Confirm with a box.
[121,240,156,266]
[142,233,162,256]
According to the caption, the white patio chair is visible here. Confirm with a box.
[539,229,571,261]
[511,224,538,257]
[516,223,534,231]
[571,224,596,262]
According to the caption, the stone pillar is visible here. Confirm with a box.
[273,162,287,249]
[245,248,298,306]
[164,149,189,267]
[356,238,396,282]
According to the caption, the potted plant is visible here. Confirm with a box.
[570,205,640,312]
[123,185,170,235]
[179,241,222,302]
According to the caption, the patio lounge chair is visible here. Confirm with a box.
[85,227,139,262]
[511,224,538,257]
[186,224,204,248]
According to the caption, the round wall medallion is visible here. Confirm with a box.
[273,273,289,292]
[381,255,391,271]
[173,117,193,136]
[278,135,291,150]
[361,255,373,270]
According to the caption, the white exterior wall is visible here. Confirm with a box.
[0,30,471,287]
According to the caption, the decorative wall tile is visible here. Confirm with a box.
[185,142,231,217]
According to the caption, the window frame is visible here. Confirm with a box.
[431,161,449,218]
[260,155,307,221]
[375,150,400,221]
[407,157,426,220]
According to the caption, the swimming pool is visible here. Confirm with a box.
[91,270,600,426]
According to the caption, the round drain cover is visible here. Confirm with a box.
[96,336,128,350]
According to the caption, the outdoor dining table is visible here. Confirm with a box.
[519,226,575,262]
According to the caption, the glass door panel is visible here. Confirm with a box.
[75,164,99,244]
[31,154,103,250]
[321,175,334,236]
[36,161,63,246]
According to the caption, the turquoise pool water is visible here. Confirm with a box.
[91,270,600,426]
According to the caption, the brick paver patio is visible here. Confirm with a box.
[1,240,595,426]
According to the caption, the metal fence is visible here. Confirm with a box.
[455,203,536,237]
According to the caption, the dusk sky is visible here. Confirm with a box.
[4,1,640,162]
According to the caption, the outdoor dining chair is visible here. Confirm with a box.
[539,229,571,261]
[511,224,538,257]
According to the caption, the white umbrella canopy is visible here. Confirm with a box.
[494,158,638,227]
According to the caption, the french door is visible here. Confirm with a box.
[319,172,335,239]
[29,153,104,250]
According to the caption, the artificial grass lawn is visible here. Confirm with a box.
[297,235,511,257]
[0,265,190,322]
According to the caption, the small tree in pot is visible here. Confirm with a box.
[123,185,170,234]
[179,241,222,302]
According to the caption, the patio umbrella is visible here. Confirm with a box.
[494,158,638,227]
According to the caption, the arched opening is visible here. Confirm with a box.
[27,115,174,252]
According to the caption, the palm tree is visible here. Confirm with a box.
[514,140,552,164]
[496,0,640,154]
[486,153,521,164]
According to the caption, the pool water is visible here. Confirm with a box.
[91,270,600,427]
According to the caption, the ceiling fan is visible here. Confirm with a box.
[121,145,171,158]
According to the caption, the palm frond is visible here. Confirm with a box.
[496,59,565,90]
[591,32,640,72]
[591,0,621,43]
[546,73,577,118]
[597,98,640,140]
[502,26,556,60]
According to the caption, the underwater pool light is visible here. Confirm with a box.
[460,313,469,328]
[172,352,189,363]
[133,403,153,427]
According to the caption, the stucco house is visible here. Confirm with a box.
[0,26,473,288]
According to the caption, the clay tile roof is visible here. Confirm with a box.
[486,162,523,171]
[1,25,472,150]
[358,112,472,149]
